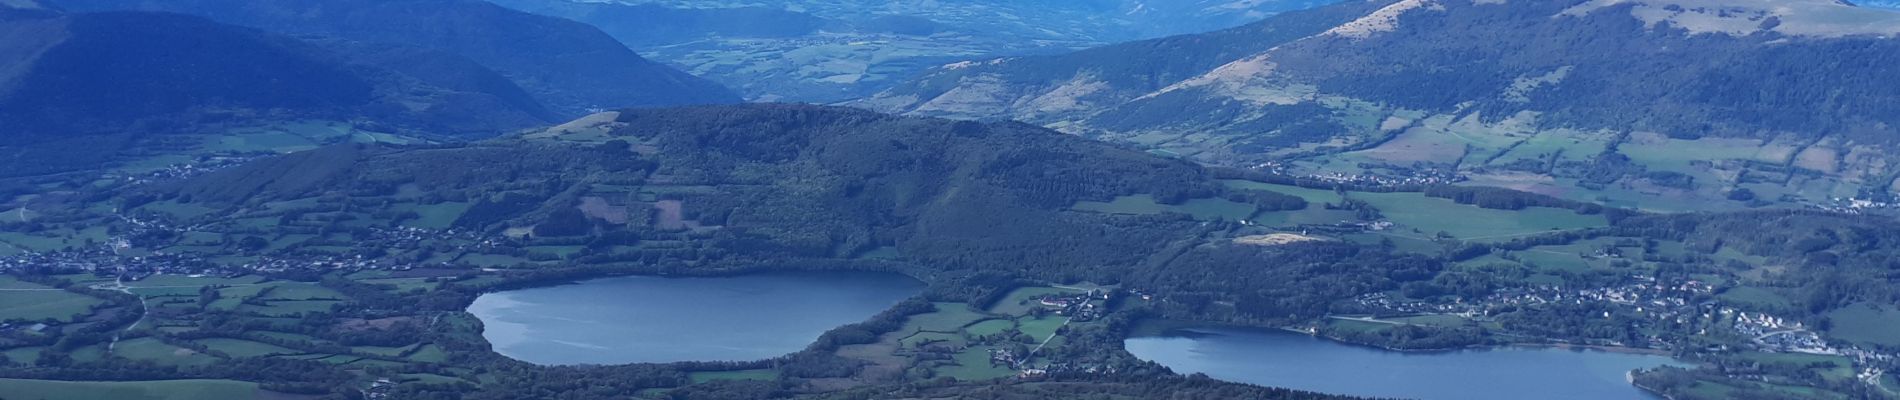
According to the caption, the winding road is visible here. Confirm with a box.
[93,275,148,352]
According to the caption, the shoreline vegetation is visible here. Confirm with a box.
[1136,318,1674,356]
[1133,319,1685,399]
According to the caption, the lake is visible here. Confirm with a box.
[1125,327,1687,400]
[467,271,923,365]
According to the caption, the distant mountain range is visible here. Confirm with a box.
[50,0,740,117]
[861,0,1900,211]
[489,0,1335,102]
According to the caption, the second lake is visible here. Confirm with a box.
[1125,326,1688,400]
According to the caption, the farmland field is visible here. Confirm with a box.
[196,338,298,358]
[1220,181,1608,240]
[0,378,265,400]
[113,338,221,366]
[0,232,78,252]
[260,284,344,301]
[688,369,779,383]
[986,287,1084,315]
[128,274,266,288]
[1222,181,1344,204]
[242,300,341,316]
[899,331,965,347]
[1071,194,1256,221]
[405,344,448,363]
[1355,192,1607,241]
[3,346,44,364]
[936,345,1014,381]
[0,275,49,289]
[1718,286,1793,309]
[406,202,471,229]
[964,319,1015,336]
[1016,316,1065,339]
[1824,303,1900,347]
[905,303,989,333]
[1739,352,1857,381]
[0,288,103,321]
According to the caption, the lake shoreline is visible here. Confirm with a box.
[469,261,924,296]
[468,270,924,366]
[1243,324,1673,357]
[1133,317,1671,356]
[1127,323,1689,400]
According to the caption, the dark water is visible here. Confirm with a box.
[1125,327,1688,400]
[467,271,922,365]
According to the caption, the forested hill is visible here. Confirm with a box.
[161,104,1220,275]
[51,0,741,116]
[155,104,1433,322]
[0,8,572,177]
[0,11,369,139]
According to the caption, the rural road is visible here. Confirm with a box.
[1328,315,1407,325]
[1017,317,1075,369]
[96,275,149,352]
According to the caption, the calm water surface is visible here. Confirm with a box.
[468,271,922,365]
[1125,327,1687,400]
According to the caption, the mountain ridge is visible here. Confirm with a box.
[51,0,742,116]
[0,8,602,177]
[861,0,1900,210]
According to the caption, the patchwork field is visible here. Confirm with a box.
[115,121,425,174]
[0,379,266,400]
[115,338,221,367]
[987,287,1085,315]
[1070,194,1256,221]
[1718,286,1794,310]
[0,287,104,321]
[688,369,779,384]
[1824,303,1900,347]
[826,286,1107,384]
[196,338,298,358]
[1219,181,1608,242]
[1355,192,1607,242]
[1738,352,1857,381]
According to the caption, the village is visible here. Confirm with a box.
[1345,269,1900,391]
[0,209,502,285]
[1249,161,1469,188]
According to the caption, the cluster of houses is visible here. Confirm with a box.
[1819,197,1900,214]
[1296,169,1468,188]
[1733,311,1832,353]
[103,155,263,186]
[1035,290,1112,322]
[1014,362,1120,380]
[987,347,1019,368]
[363,378,396,400]
[1350,271,1900,386]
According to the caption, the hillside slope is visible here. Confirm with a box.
[161,104,1426,309]
[0,9,562,177]
[863,0,1900,211]
[52,0,741,116]
[169,104,1212,271]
